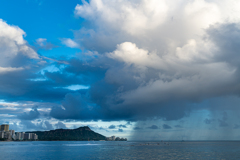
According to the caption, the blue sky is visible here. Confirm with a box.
[0,0,82,58]
[1,0,240,140]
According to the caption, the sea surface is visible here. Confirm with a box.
[1,141,240,160]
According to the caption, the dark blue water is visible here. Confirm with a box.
[1,141,240,160]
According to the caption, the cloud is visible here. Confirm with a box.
[46,22,240,122]
[75,0,168,36]
[218,119,228,127]
[118,124,127,128]
[0,19,40,69]
[0,20,72,103]
[0,67,24,74]
[20,120,54,131]
[50,93,102,120]
[233,124,240,129]
[17,106,40,120]
[126,122,132,126]
[35,38,57,50]
[55,122,67,129]
[204,118,215,124]
[72,0,238,54]
[174,125,183,128]
[45,1,240,124]
[147,125,159,129]
[61,38,79,48]
[218,112,228,127]
[118,128,123,132]
[108,125,116,129]
[133,127,142,130]
[162,124,172,129]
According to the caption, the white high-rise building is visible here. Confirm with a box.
[34,134,38,140]
[24,133,31,140]
[9,130,15,136]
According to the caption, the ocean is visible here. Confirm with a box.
[1,141,240,160]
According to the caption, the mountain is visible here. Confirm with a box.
[27,126,106,141]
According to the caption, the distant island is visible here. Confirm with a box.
[27,126,105,141]
[27,126,127,141]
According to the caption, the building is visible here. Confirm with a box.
[106,136,116,141]
[24,133,31,140]
[0,131,4,139]
[9,130,15,136]
[0,124,38,141]
[106,136,127,141]
[21,132,25,140]
[9,130,16,140]
[15,132,21,140]
[0,124,9,132]
[4,132,11,140]
[15,132,25,140]
[111,136,116,141]
[33,134,38,140]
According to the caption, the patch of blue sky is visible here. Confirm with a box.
[29,64,67,81]
[38,47,81,58]
[64,85,90,91]
[29,78,47,82]
[53,85,90,91]
[40,65,66,74]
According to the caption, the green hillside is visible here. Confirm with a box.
[27,126,106,141]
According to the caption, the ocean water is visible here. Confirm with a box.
[1,141,240,160]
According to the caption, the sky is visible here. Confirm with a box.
[1,0,240,140]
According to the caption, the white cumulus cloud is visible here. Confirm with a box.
[0,19,40,71]
[61,38,79,48]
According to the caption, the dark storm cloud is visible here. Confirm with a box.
[206,23,240,66]
[0,67,78,102]
[162,124,172,129]
[204,119,215,124]
[218,112,228,127]
[4,23,240,124]
[49,22,240,123]
[65,58,107,80]
[118,124,127,128]
[98,126,109,132]
[69,1,240,126]
[147,125,159,129]
[174,125,183,128]
[126,122,132,126]
[108,125,116,129]
[218,119,228,127]
[118,129,123,132]
[20,22,240,123]
[50,93,100,120]
[17,106,40,120]
[233,124,240,129]
[133,127,142,130]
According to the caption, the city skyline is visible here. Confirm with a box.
[0,124,38,141]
